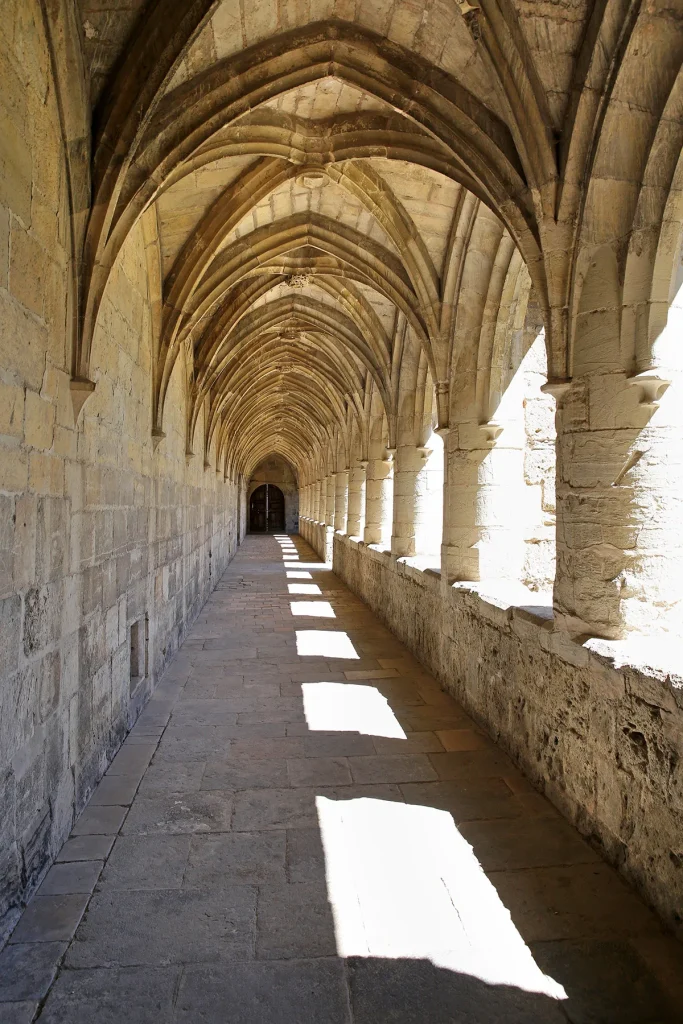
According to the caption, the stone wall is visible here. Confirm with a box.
[0,5,240,937]
[327,532,683,939]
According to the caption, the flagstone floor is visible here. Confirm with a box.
[1,534,682,1023]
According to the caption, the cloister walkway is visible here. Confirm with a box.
[1,535,682,1023]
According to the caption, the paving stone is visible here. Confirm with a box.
[9,895,88,944]
[55,836,115,862]
[71,804,128,835]
[136,761,206,796]
[256,884,337,959]
[36,967,179,1023]
[303,734,377,757]
[65,888,257,967]
[287,757,352,787]
[490,863,664,941]
[122,792,233,835]
[154,730,234,762]
[0,942,66,1001]
[371,732,445,754]
[175,960,349,1023]
[458,816,601,872]
[232,788,318,831]
[229,737,305,760]
[38,861,102,896]
[106,744,157,777]
[531,940,681,1024]
[427,749,517,780]
[346,956,568,1024]
[201,757,289,791]
[435,728,492,752]
[285,828,328,883]
[0,1003,38,1024]
[88,776,139,805]
[184,832,286,887]
[348,754,438,784]
[98,835,191,890]
[400,778,522,822]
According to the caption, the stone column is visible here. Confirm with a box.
[347,460,367,539]
[391,445,431,557]
[364,452,394,548]
[324,474,336,563]
[440,421,526,583]
[325,475,336,527]
[553,372,683,638]
[334,469,349,534]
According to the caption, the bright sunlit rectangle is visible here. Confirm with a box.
[316,795,566,1000]
[290,601,335,618]
[302,682,406,738]
[296,630,359,658]
[288,583,322,596]
[287,571,313,579]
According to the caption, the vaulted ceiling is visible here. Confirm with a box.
[68,0,683,479]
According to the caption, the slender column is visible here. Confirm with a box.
[334,469,349,533]
[364,453,394,548]
[391,445,431,556]
[325,475,336,527]
[347,460,367,538]
[440,421,526,583]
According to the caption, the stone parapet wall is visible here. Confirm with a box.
[331,530,683,938]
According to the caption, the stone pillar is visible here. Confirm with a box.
[334,469,349,534]
[325,475,336,527]
[553,372,683,638]
[364,453,394,548]
[440,422,526,583]
[391,445,431,556]
[347,460,367,539]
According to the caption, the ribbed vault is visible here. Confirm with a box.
[66,0,683,493]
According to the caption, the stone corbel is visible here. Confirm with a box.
[540,379,572,405]
[384,447,396,463]
[185,448,195,464]
[416,445,432,460]
[70,376,95,422]
[627,371,671,409]
[478,421,503,444]
[151,427,165,451]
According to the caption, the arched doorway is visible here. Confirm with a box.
[249,483,285,533]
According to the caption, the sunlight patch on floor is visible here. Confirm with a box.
[296,631,359,658]
[316,796,566,1000]
[288,583,322,595]
[286,571,313,579]
[290,601,335,618]
[302,682,406,738]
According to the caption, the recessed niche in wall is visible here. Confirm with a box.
[130,614,149,696]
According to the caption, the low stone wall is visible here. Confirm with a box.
[325,526,683,938]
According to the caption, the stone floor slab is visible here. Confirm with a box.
[174,960,349,1024]
[36,967,179,1023]
[98,835,191,890]
[65,888,257,967]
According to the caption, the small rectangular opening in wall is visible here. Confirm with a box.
[130,616,148,696]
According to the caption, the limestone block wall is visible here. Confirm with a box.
[0,9,240,934]
[332,534,683,938]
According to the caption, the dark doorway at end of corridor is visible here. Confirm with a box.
[249,483,285,533]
